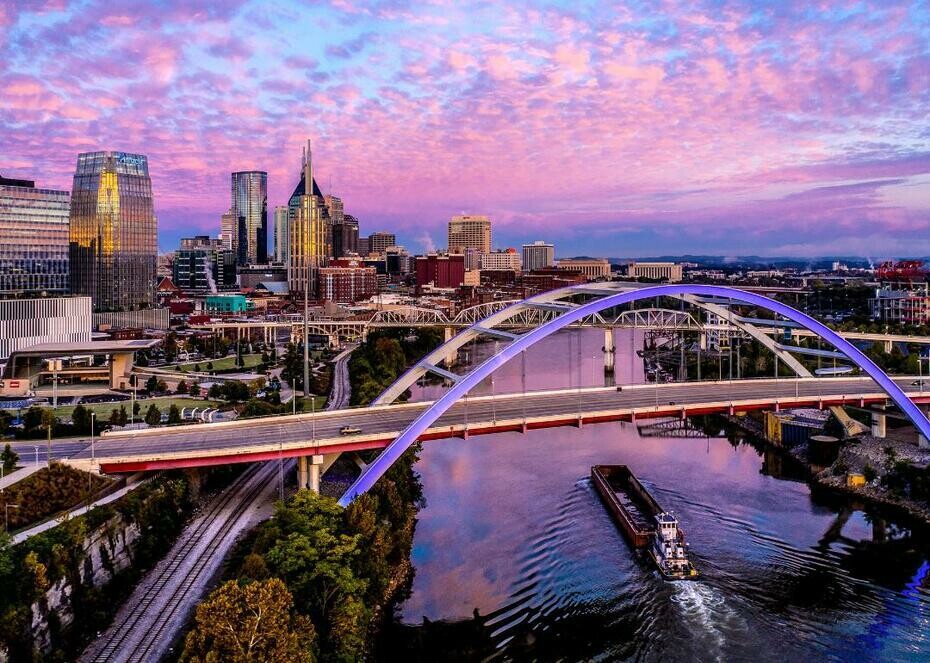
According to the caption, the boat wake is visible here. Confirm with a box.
[669,580,747,661]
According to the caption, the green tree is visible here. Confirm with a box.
[23,406,45,432]
[144,404,162,427]
[1,443,18,473]
[176,380,189,395]
[208,383,223,399]
[71,404,91,434]
[109,407,122,427]
[164,333,179,363]
[0,410,12,435]
[180,578,315,663]
[118,405,129,426]
[280,343,304,392]
[168,404,182,425]
[145,375,158,393]
[265,492,367,653]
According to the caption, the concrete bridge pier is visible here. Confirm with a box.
[871,409,887,438]
[297,454,325,493]
[603,328,615,375]
[443,327,457,368]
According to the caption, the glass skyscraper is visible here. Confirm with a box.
[231,171,268,265]
[287,142,331,296]
[69,151,157,312]
[0,175,70,297]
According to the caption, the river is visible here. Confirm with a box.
[381,328,930,661]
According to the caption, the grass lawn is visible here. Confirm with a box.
[168,353,265,373]
[291,396,329,413]
[52,396,224,420]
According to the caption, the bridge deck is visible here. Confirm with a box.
[66,377,930,473]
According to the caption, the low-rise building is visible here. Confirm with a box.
[206,294,249,313]
[480,248,521,272]
[558,258,612,280]
[416,253,466,290]
[0,296,92,360]
[627,261,683,282]
[319,261,378,304]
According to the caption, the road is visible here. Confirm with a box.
[66,376,930,472]
[326,344,355,410]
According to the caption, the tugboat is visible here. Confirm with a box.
[649,512,699,580]
[591,465,700,580]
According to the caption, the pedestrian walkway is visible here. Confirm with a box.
[0,461,44,491]
[11,474,149,545]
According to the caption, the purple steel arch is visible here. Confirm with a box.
[338,284,930,506]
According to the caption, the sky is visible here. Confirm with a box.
[1,0,928,258]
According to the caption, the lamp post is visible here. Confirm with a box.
[33,446,39,467]
[4,504,19,532]
[90,412,96,466]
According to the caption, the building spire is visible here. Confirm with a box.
[304,138,313,197]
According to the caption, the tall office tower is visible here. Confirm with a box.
[287,140,331,296]
[448,214,491,254]
[357,234,370,257]
[522,240,555,271]
[231,171,268,265]
[0,174,70,297]
[324,195,344,225]
[69,152,157,311]
[368,232,397,256]
[332,216,359,258]
[220,208,237,252]
[273,205,289,264]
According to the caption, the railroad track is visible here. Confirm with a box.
[82,461,286,662]
[83,346,353,662]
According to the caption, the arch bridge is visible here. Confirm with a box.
[337,283,930,505]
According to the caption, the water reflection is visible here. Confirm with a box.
[389,329,930,661]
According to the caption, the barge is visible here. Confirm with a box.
[592,465,700,580]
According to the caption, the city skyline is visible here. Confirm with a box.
[1,1,928,258]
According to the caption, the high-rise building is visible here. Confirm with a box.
[522,240,555,272]
[287,140,331,297]
[0,174,70,297]
[357,235,370,257]
[448,215,491,254]
[274,205,289,264]
[220,208,239,254]
[324,195,344,225]
[69,151,157,311]
[367,232,396,256]
[173,236,236,293]
[231,171,268,265]
[332,213,359,258]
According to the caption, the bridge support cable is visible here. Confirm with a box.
[338,284,930,506]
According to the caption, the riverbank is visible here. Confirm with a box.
[727,411,930,529]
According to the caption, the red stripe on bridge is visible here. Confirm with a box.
[98,394,924,473]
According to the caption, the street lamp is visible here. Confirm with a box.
[4,504,19,532]
[90,412,96,466]
[33,446,39,467]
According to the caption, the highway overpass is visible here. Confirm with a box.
[67,376,930,476]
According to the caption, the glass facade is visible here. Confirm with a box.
[231,171,268,265]
[0,177,70,297]
[287,148,331,296]
[69,151,157,312]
